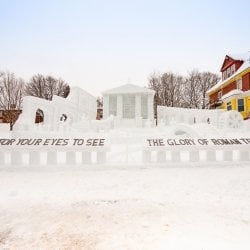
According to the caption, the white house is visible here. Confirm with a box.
[102,84,155,127]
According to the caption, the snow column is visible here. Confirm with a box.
[116,95,123,126]
[117,95,123,118]
[135,94,142,127]
[147,94,154,123]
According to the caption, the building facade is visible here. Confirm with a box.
[207,53,250,119]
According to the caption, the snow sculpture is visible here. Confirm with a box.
[157,106,224,127]
[102,84,155,128]
[15,87,96,131]
[218,110,244,129]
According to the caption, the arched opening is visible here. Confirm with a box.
[35,109,44,123]
[60,114,68,122]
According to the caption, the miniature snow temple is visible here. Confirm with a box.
[102,84,155,127]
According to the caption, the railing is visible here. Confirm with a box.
[142,145,250,163]
[0,146,110,165]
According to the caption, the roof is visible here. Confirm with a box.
[207,53,250,95]
[102,84,155,95]
[221,89,243,100]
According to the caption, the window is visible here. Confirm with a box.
[218,91,222,99]
[123,95,135,118]
[227,102,232,111]
[223,71,227,80]
[236,78,242,90]
[238,99,244,112]
[109,95,117,116]
[227,67,231,78]
[231,64,235,75]
[141,95,148,119]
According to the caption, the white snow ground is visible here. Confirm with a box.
[1,163,250,250]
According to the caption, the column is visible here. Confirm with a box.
[117,95,123,118]
[147,94,154,120]
[135,94,141,118]
[135,94,142,127]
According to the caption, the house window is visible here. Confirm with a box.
[227,67,231,78]
[231,64,235,75]
[227,102,232,111]
[218,91,222,99]
[236,78,242,90]
[237,99,244,112]
[223,71,227,80]
[109,95,117,116]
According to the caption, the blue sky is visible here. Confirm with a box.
[0,0,249,96]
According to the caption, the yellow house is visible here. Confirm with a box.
[207,53,250,119]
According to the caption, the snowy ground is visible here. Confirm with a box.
[1,163,250,250]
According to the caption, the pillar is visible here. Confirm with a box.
[135,95,141,118]
[117,95,123,118]
[135,94,142,127]
[147,94,154,120]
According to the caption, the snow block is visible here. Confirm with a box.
[0,151,5,165]
[29,151,41,165]
[223,150,233,161]
[157,151,166,163]
[239,150,250,161]
[207,150,216,161]
[142,150,151,163]
[189,150,200,162]
[82,152,91,164]
[171,151,181,162]
[66,151,77,165]
[46,151,57,165]
[96,152,107,164]
[10,151,22,165]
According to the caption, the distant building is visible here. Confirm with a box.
[207,53,250,119]
[102,84,155,127]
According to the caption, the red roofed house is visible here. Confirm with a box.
[207,53,250,119]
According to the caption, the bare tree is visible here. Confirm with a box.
[182,70,202,108]
[182,70,219,109]
[148,71,184,111]
[25,74,70,100]
[199,72,220,109]
[148,72,162,116]
[148,70,219,110]
[0,71,24,130]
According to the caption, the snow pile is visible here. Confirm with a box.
[0,165,250,249]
